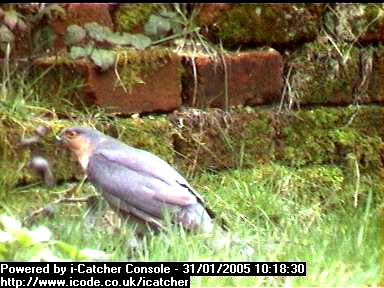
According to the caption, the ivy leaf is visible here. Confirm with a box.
[32,248,65,262]
[69,45,93,59]
[126,34,152,49]
[65,24,86,45]
[105,31,131,46]
[90,48,115,71]
[0,214,108,261]
[85,22,111,42]
[159,10,177,19]
[54,241,109,260]
[144,15,171,36]
[171,21,183,34]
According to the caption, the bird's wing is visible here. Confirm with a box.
[95,146,206,203]
[88,151,197,210]
[102,192,166,230]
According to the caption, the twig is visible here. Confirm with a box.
[353,156,360,208]
[23,196,94,224]
[191,45,198,107]
[114,52,128,93]
[279,65,293,113]
[219,43,229,112]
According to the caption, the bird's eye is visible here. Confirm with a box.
[65,130,77,139]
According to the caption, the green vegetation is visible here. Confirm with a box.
[172,106,382,174]
[0,3,382,287]
[289,42,360,105]
[211,4,323,48]
[114,4,161,33]
[1,164,380,285]
[0,67,380,286]
[0,213,109,261]
[115,47,175,93]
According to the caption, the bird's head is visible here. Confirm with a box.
[57,126,107,170]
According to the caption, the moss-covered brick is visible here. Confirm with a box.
[85,47,182,114]
[0,112,174,189]
[182,49,283,109]
[113,4,161,33]
[323,4,384,44]
[171,108,276,173]
[171,106,383,173]
[29,48,182,115]
[30,57,89,114]
[288,42,378,106]
[197,4,324,49]
[48,4,114,52]
[1,104,381,189]
[366,45,384,104]
[97,116,174,165]
[275,106,383,171]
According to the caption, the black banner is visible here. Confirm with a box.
[0,262,306,288]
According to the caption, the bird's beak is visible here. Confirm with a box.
[54,135,64,145]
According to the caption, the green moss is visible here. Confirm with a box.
[324,4,384,41]
[172,106,382,173]
[28,59,88,114]
[0,109,175,189]
[113,4,160,33]
[230,111,275,167]
[115,47,173,92]
[289,42,360,105]
[0,114,71,188]
[275,106,382,170]
[105,116,174,164]
[212,4,322,47]
[172,108,276,173]
[364,4,384,31]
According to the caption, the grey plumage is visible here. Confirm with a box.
[58,126,214,233]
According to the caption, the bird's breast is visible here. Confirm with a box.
[78,153,90,171]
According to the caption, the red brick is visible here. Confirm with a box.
[197,4,324,49]
[182,50,283,108]
[50,4,114,51]
[84,53,182,114]
[324,4,384,44]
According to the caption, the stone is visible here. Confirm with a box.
[84,50,182,114]
[49,4,114,51]
[197,4,324,49]
[182,49,283,108]
[170,108,276,171]
[323,4,384,44]
[288,42,384,106]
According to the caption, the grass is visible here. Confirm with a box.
[1,163,381,286]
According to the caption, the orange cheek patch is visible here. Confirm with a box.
[67,137,93,170]
[68,137,87,150]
